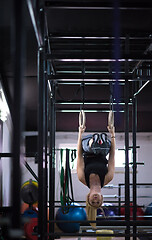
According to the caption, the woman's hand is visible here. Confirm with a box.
[79,126,86,135]
[107,125,115,138]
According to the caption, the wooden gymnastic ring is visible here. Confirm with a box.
[108,110,114,128]
[79,110,86,128]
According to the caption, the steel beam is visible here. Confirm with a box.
[49,81,56,240]
[46,52,152,61]
[37,46,45,240]
[56,109,125,113]
[49,232,152,238]
[49,219,152,226]
[132,81,137,240]
[11,0,25,239]
[124,36,130,240]
[48,74,152,82]
[48,73,132,80]
[134,80,150,96]
[26,0,44,47]
[49,36,152,40]
[45,0,152,10]
[56,99,132,105]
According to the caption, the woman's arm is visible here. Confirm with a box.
[77,126,87,185]
[104,126,115,185]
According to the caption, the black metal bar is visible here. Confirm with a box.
[26,0,44,47]
[37,46,45,240]
[0,152,38,158]
[49,35,152,40]
[51,204,146,208]
[48,73,133,80]
[11,0,25,238]
[45,0,152,10]
[37,0,48,238]
[24,161,38,181]
[49,232,152,238]
[44,13,56,75]
[56,99,129,104]
[132,81,138,240]
[134,80,150,96]
[119,183,152,187]
[124,36,130,240]
[66,149,74,201]
[55,80,118,85]
[55,108,125,113]
[56,99,132,105]
[118,184,121,216]
[0,153,38,181]
[131,42,152,74]
[49,77,152,83]
[0,121,3,208]
[49,81,56,240]
[46,52,152,61]
[48,219,152,226]
[43,63,49,240]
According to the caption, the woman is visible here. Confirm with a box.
[77,118,115,227]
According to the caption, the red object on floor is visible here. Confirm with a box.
[120,203,144,220]
[24,218,38,240]
[24,212,50,240]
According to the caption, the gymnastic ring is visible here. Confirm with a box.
[79,110,86,128]
[108,110,114,128]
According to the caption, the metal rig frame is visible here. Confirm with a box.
[2,1,152,240]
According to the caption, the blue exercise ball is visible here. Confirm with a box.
[145,202,152,216]
[56,202,87,233]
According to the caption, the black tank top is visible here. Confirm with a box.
[83,154,108,188]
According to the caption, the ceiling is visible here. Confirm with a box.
[1,0,152,142]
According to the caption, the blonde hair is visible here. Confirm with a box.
[86,194,105,228]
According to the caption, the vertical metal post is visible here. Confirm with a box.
[0,122,3,207]
[49,81,56,240]
[132,81,137,240]
[113,0,121,124]
[124,36,130,240]
[37,47,45,240]
[11,0,25,239]
[43,69,48,240]
[37,1,48,239]
[118,184,121,216]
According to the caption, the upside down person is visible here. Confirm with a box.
[77,114,115,228]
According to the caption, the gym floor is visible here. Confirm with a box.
[60,237,140,240]
[55,227,141,240]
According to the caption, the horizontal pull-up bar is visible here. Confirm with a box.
[45,1,152,10]
[56,109,125,113]
[49,73,133,80]
[56,100,132,105]
[46,53,152,61]
[49,35,152,40]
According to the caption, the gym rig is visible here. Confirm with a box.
[1,1,152,240]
